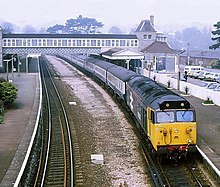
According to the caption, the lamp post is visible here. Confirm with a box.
[177,50,186,90]
[3,54,16,81]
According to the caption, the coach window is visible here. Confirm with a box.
[131,40,134,46]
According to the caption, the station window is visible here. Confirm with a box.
[135,40,138,46]
[91,40,96,46]
[53,40,57,46]
[106,40,111,46]
[58,39,61,46]
[68,39,71,46]
[87,40,90,46]
[144,34,148,39]
[82,40,86,46]
[38,39,42,46]
[23,39,27,46]
[115,40,119,46]
[16,39,22,46]
[77,40,81,46]
[112,40,115,46]
[101,40,105,46]
[62,39,67,46]
[43,39,46,46]
[7,39,11,46]
[3,39,7,46]
[148,35,152,39]
[32,39,37,46]
[72,40,76,46]
[126,40,130,47]
[97,40,101,46]
[120,40,126,46]
[27,39,31,46]
[47,39,53,46]
[12,39,15,46]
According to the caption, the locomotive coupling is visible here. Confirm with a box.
[163,128,167,136]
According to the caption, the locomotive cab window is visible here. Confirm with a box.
[150,110,155,123]
[157,111,174,123]
[176,110,194,122]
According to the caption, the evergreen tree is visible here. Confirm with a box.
[209,21,220,50]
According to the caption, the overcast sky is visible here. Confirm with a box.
[0,0,219,31]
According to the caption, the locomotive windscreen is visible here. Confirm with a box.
[159,100,190,110]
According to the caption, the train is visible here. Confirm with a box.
[59,54,197,157]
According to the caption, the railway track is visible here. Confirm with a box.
[34,57,74,186]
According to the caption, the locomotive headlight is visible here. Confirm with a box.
[186,128,192,134]
[174,129,178,133]
[181,102,185,107]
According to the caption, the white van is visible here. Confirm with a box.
[183,66,204,77]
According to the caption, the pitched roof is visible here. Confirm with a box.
[141,41,176,54]
[3,33,137,39]
[135,20,156,33]
[101,48,144,60]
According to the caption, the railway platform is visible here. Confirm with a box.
[0,73,40,187]
[0,70,220,186]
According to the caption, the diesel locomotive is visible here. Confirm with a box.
[61,54,197,156]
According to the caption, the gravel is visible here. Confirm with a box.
[46,55,151,187]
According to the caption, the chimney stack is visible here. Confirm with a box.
[150,15,154,26]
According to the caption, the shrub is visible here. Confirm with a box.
[0,81,18,107]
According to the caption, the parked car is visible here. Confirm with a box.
[198,71,210,80]
[205,82,220,91]
[216,77,220,83]
[204,72,220,81]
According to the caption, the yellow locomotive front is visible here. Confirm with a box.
[147,100,197,155]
